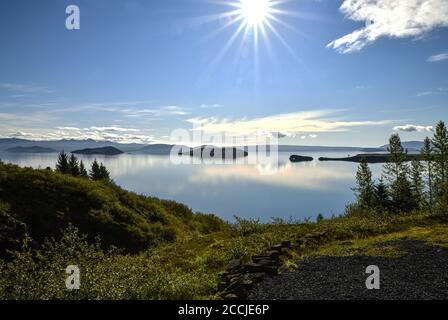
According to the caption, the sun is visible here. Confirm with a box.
[238,0,273,29]
[197,0,300,81]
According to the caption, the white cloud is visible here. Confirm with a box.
[2,125,154,144]
[328,0,448,53]
[199,104,224,109]
[428,52,448,62]
[393,124,434,132]
[187,110,393,138]
[125,105,188,117]
[0,83,53,94]
[416,87,448,96]
[300,134,318,140]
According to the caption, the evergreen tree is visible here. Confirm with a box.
[89,160,111,181]
[89,159,102,181]
[432,121,448,212]
[421,137,434,211]
[374,178,391,210]
[99,163,111,181]
[383,134,414,212]
[55,151,70,174]
[353,157,375,207]
[410,160,425,209]
[79,160,88,178]
[68,154,80,177]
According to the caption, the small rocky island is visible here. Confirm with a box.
[319,153,421,163]
[289,155,314,162]
[72,146,124,156]
[180,146,248,159]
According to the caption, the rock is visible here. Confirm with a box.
[245,262,278,274]
[227,259,242,271]
[224,294,239,300]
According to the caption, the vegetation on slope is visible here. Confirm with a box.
[0,161,226,257]
[0,121,447,300]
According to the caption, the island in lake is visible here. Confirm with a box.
[289,155,314,162]
[180,146,248,159]
[5,146,57,154]
[319,153,421,163]
[72,146,124,156]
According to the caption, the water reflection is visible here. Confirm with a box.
[0,152,383,222]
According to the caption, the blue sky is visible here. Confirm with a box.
[0,0,447,147]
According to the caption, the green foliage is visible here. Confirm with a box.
[68,154,80,177]
[233,216,264,236]
[316,213,325,223]
[353,158,375,208]
[410,160,425,209]
[79,160,88,178]
[373,178,391,211]
[55,151,70,175]
[87,159,111,182]
[383,133,415,212]
[432,121,448,212]
[0,163,225,253]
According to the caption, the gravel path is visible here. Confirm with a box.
[248,240,448,300]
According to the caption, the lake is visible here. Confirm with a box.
[0,151,384,222]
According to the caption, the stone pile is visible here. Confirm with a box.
[219,241,292,300]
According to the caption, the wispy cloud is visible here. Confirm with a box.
[199,103,224,109]
[300,134,318,140]
[187,110,394,138]
[328,0,448,53]
[428,52,448,62]
[0,83,53,94]
[416,88,448,97]
[393,124,434,132]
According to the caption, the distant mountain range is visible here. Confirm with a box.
[5,146,57,154]
[0,138,425,155]
[379,141,425,152]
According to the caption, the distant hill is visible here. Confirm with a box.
[72,146,124,155]
[0,138,145,152]
[0,138,426,155]
[380,141,424,152]
[5,146,57,154]
[134,144,187,155]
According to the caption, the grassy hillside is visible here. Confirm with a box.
[0,162,226,256]
[1,161,447,300]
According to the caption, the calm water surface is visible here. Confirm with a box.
[0,151,384,222]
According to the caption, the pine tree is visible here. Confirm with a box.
[79,160,88,178]
[99,163,111,181]
[89,159,102,181]
[432,121,448,212]
[89,160,111,181]
[68,154,80,177]
[383,134,414,212]
[421,137,434,211]
[410,160,424,209]
[374,178,391,210]
[55,151,70,174]
[353,157,375,208]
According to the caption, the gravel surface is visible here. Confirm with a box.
[248,240,448,300]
